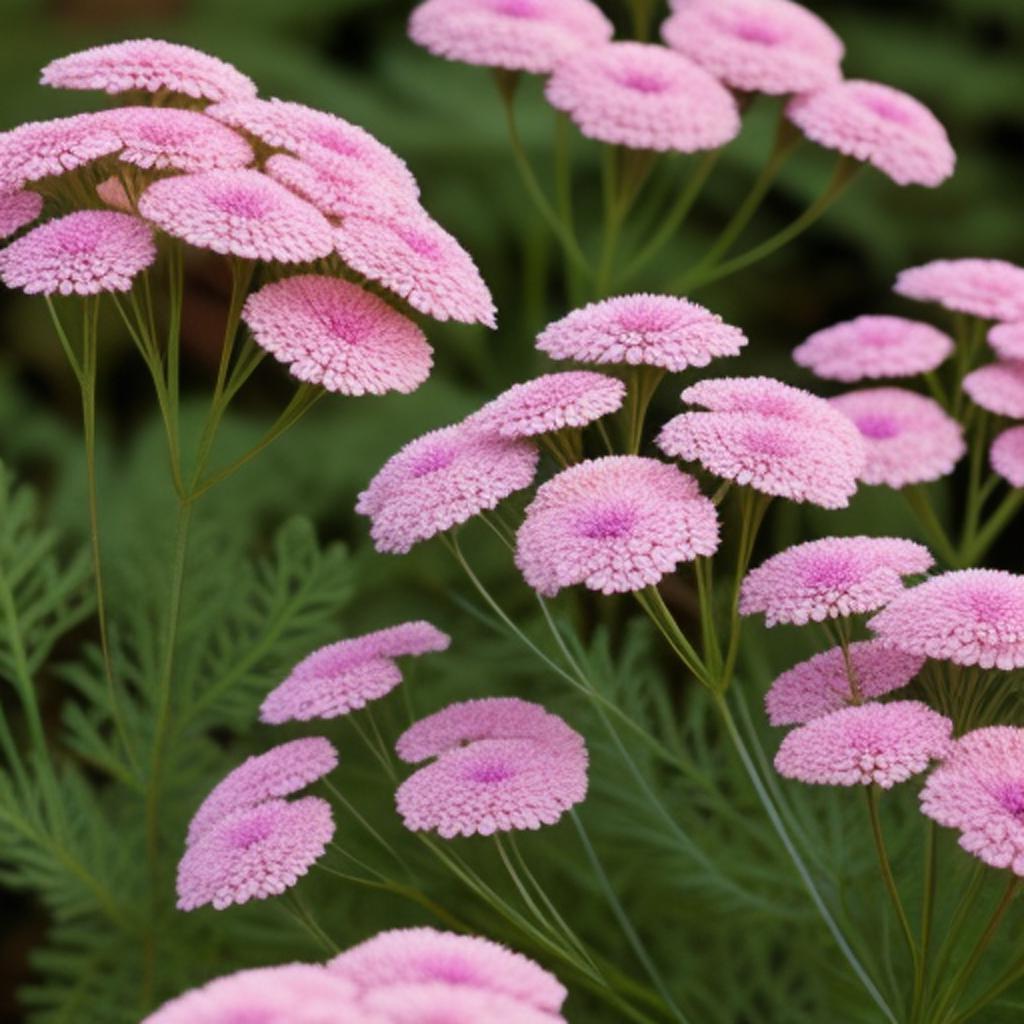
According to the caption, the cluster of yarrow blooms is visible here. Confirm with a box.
[0,37,495,397]
[409,0,953,190]
[145,927,569,1023]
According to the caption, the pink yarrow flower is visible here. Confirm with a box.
[395,697,579,764]
[335,213,496,327]
[176,796,335,910]
[0,189,43,239]
[920,727,1024,875]
[357,422,538,555]
[138,168,334,262]
[830,387,965,489]
[991,426,1024,488]
[260,621,451,725]
[363,983,565,1024]
[963,360,1024,418]
[536,293,747,371]
[469,371,625,439]
[329,927,567,1013]
[774,700,952,789]
[740,535,933,627]
[656,376,866,508]
[143,964,365,1024]
[765,640,925,726]
[515,456,719,597]
[0,210,155,296]
[408,0,613,75]
[868,569,1024,671]
[0,113,121,191]
[99,106,253,172]
[787,79,955,187]
[395,699,587,838]
[545,42,740,152]
[206,98,418,195]
[265,153,411,221]
[989,321,1024,360]
[243,275,433,395]
[186,737,338,846]
[41,38,257,103]
[894,259,1024,322]
[662,0,843,96]
[794,314,954,382]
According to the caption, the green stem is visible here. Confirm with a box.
[676,158,861,293]
[962,488,1024,565]
[959,412,991,557]
[44,296,83,385]
[714,693,897,1024]
[572,810,691,1024]
[916,820,938,1020]
[635,586,711,686]
[903,485,960,567]
[496,74,590,275]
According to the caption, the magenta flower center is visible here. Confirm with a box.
[321,307,369,344]
[996,781,1024,817]
[615,69,673,94]
[408,444,458,478]
[422,956,477,985]
[53,225,101,255]
[801,554,857,590]
[742,425,801,457]
[211,187,269,219]
[964,587,1015,625]
[395,226,443,260]
[729,17,785,46]
[464,759,517,784]
[491,0,541,17]
[576,504,637,540]
[309,127,363,160]
[855,413,902,440]
[859,93,914,125]
[226,815,274,849]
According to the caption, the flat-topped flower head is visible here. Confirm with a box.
[469,372,625,439]
[138,168,333,262]
[765,641,925,726]
[830,387,965,489]
[260,621,450,725]
[176,796,334,910]
[545,42,740,152]
[991,426,1024,488]
[0,210,155,296]
[536,293,747,371]
[794,314,954,382]
[741,536,933,627]
[186,737,338,846]
[775,701,952,788]
[397,735,588,837]
[329,927,567,1013]
[0,189,42,239]
[657,376,866,508]
[243,275,433,395]
[364,983,566,1024]
[963,360,1024,418]
[335,213,496,327]
[989,322,1024,360]
[515,456,720,597]
[787,79,954,187]
[662,0,843,95]
[357,423,538,555]
[206,98,418,195]
[921,727,1024,875]
[894,259,1024,321]
[143,965,363,1024]
[396,697,584,764]
[408,0,613,74]
[869,569,1024,670]
[100,106,253,172]
[265,153,411,221]
[41,39,257,103]
[0,113,121,191]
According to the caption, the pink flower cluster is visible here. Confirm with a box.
[145,927,568,1023]
[395,697,588,837]
[260,621,451,724]
[177,737,337,911]
[657,376,866,508]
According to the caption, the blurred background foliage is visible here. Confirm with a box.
[0,1,1022,1022]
